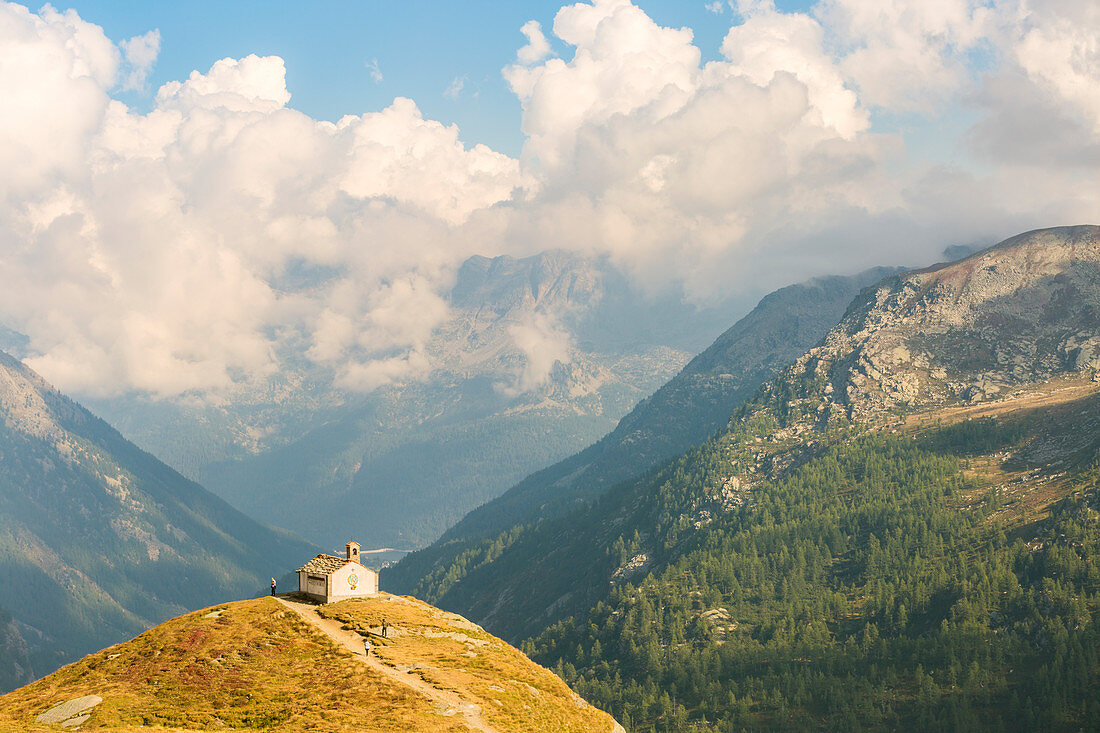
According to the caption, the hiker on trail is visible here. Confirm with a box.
[382,618,388,638]
[364,638,372,657]
[270,578,276,596]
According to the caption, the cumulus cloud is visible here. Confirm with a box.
[505,0,701,174]
[500,0,1100,298]
[0,2,522,398]
[0,2,116,196]
[444,74,466,100]
[516,20,552,64]
[499,313,573,396]
[365,57,383,83]
[1009,0,1100,132]
[1,0,1098,401]
[119,29,160,91]
[501,0,889,296]
[722,2,868,138]
[338,97,522,224]
[155,53,292,111]
[815,0,993,112]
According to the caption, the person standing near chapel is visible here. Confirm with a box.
[382,618,388,638]
[364,638,372,657]
[270,577,276,596]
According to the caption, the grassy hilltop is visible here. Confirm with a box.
[0,593,617,732]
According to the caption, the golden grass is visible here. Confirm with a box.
[900,373,1100,432]
[899,374,1100,529]
[316,594,616,733]
[0,597,473,732]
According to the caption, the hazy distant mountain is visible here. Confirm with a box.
[90,251,742,551]
[386,265,898,598]
[0,352,316,691]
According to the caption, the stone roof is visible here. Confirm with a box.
[296,554,348,575]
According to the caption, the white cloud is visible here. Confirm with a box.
[444,74,466,99]
[1011,1,1100,133]
[504,0,701,173]
[119,29,160,91]
[814,0,994,112]
[516,19,552,64]
[705,2,725,14]
[722,3,868,138]
[501,0,887,297]
[365,57,383,83]
[499,312,573,395]
[310,275,451,391]
[499,0,1100,301]
[156,54,292,112]
[338,97,523,224]
[0,3,525,398]
[0,2,116,196]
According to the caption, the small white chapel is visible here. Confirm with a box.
[296,540,379,603]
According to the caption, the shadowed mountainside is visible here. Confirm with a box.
[0,352,316,692]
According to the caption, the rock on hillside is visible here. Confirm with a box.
[0,351,316,692]
[783,225,1100,422]
[0,593,620,732]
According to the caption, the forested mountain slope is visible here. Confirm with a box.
[0,352,316,692]
[396,226,1100,730]
[532,384,1100,730]
[0,607,31,693]
[386,266,897,598]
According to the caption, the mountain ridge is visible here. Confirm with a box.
[764,224,1100,425]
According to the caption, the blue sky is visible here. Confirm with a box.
[54,0,812,156]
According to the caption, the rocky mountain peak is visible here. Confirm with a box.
[792,225,1100,421]
[450,250,603,313]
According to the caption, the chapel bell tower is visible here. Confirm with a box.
[346,540,361,564]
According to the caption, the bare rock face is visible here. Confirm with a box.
[790,226,1100,421]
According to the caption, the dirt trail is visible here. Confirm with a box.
[276,596,501,733]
